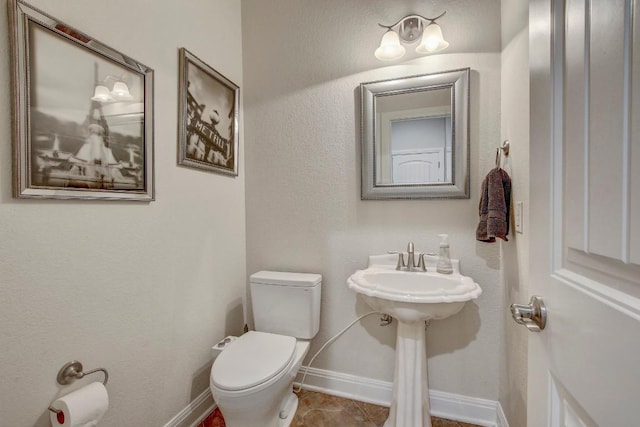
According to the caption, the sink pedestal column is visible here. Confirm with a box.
[384,320,431,427]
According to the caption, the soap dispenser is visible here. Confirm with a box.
[436,234,453,274]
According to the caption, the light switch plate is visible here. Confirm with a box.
[515,201,523,233]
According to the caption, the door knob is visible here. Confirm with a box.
[510,296,546,332]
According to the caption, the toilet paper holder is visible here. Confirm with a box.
[48,360,109,416]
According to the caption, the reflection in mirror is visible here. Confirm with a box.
[360,68,469,199]
[376,87,452,185]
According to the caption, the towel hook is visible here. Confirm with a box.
[495,139,510,167]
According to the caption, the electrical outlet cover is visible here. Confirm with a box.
[515,201,523,233]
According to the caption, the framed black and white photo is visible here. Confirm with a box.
[9,0,154,201]
[178,48,239,176]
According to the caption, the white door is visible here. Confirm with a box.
[392,150,444,184]
[527,1,640,426]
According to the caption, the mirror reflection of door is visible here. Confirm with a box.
[375,87,452,185]
[392,150,443,184]
[390,115,451,184]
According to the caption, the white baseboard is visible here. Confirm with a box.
[429,389,502,427]
[162,388,216,427]
[295,366,508,427]
[295,365,392,407]
[496,401,510,427]
[167,366,510,427]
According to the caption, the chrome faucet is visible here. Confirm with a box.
[406,242,415,271]
[394,242,426,272]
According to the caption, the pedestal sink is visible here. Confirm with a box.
[347,253,482,427]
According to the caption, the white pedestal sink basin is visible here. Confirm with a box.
[347,253,481,427]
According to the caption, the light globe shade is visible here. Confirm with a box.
[416,22,449,54]
[91,85,114,102]
[111,81,133,100]
[375,30,406,61]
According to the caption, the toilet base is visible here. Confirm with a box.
[211,340,311,427]
[278,392,299,427]
[214,388,300,427]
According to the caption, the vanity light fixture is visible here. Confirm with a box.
[110,81,133,100]
[91,77,133,102]
[374,12,449,61]
[91,85,114,102]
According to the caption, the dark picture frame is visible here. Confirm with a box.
[178,48,239,176]
[9,0,154,201]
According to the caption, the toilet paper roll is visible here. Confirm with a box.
[50,382,109,427]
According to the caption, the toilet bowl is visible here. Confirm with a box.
[210,331,310,427]
[209,271,321,427]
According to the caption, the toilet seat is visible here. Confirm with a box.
[211,331,296,391]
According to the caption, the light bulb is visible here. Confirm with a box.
[375,30,406,61]
[416,22,449,54]
[111,81,133,100]
[91,85,114,102]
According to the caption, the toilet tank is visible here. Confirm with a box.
[250,271,321,339]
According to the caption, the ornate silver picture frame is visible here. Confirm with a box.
[178,48,239,176]
[9,0,154,201]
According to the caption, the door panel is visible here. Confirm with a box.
[587,0,626,259]
[562,0,640,274]
[550,378,598,427]
[632,0,640,265]
[529,0,640,426]
[563,0,587,252]
[391,150,443,184]
[548,271,640,425]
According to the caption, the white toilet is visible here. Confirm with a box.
[210,271,321,427]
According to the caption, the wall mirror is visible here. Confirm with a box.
[360,68,469,199]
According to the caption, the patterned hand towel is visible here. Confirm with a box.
[476,167,511,242]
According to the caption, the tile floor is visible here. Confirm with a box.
[197,389,482,427]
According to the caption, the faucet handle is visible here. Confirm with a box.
[417,254,426,272]
[387,251,407,270]
[407,241,414,252]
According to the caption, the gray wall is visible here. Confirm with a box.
[242,0,506,401]
[0,1,245,425]
[499,1,530,426]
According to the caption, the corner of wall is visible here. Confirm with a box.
[498,1,530,426]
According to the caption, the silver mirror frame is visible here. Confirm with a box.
[360,68,470,200]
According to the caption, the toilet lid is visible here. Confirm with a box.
[212,331,296,391]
